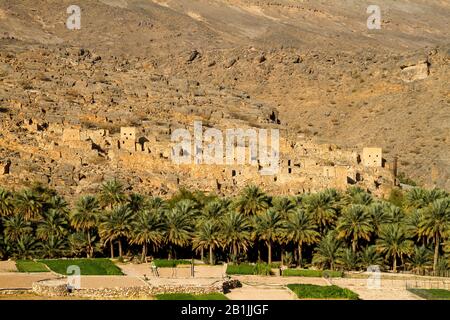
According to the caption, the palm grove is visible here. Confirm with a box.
[0,181,449,274]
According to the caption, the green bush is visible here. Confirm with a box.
[226,263,273,275]
[153,259,192,268]
[226,263,255,275]
[270,262,282,268]
[16,260,48,273]
[408,289,450,300]
[287,284,358,300]
[254,263,272,276]
[397,172,417,186]
[282,269,343,278]
[39,258,123,275]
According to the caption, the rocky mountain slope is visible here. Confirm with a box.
[0,0,449,192]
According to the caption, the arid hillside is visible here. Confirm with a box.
[0,0,449,193]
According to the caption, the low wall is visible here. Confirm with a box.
[32,278,241,298]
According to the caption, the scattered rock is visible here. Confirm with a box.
[187,50,200,63]
[400,62,429,82]
[256,55,266,63]
[224,58,237,68]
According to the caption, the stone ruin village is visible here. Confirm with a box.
[0,46,444,200]
[0,71,397,200]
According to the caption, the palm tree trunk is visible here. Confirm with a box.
[393,254,397,272]
[298,243,302,268]
[118,238,123,258]
[200,247,204,261]
[87,231,91,258]
[141,242,147,262]
[268,240,272,265]
[209,246,213,265]
[433,233,440,272]
[352,240,357,254]
[110,240,114,258]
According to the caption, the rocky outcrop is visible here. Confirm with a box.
[400,61,429,82]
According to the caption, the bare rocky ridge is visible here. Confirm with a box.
[0,0,449,197]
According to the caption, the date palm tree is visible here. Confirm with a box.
[284,209,320,267]
[68,232,91,257]
[3,214,32,241]
[312,231,342,271]
[14,189,44,221]
[368,202,391,236]
[11,234,40,260]
[407,245,432,275]
[419,197,450,272]
[359,245,383,269]
[444,239,450,264]
[47,195,69,214]
[338,248,359,271]
[131,209,163,261]
[99,179,126,209]
[405,209,425,244]
[40,236,68,258]
[385,203,405,224]
[193,221,222,265]
[99,205,134,258]
[0,188,14,216]
[343,187,373,206]
[254,209,284,265]
[162,200,196,259]
[336,204,373,253]
[36,209,69,241]
[304,191,337,234]
[0,234,7,259]
[202,199,227,222]
[221,212,252,262]
[272,197,296,219]
[376,224,413,272]
[234,185,269,216]
[146,197,168,211]
[127,193,146,213]
[404,188,446,211]
[70,195,101,257]
[404,188,429,210]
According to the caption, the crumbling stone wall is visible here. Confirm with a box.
[362,147,382,167]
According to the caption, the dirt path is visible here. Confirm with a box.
[0,261,17,273]
[0,273,57,289]
[226,283,297,300]
[228,275,424,300]
[331,278,423,300]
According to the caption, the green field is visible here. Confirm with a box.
[38,258,123,275]
[287,284,359,300]
[16,260,49,273]
[153,259,192,268]
[226,263,274,275]
[226,263,256,275]
[282,269,343,278]
[408,289,450,300]
[156,293,229,300]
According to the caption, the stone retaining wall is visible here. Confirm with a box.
[31,278,241,298]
